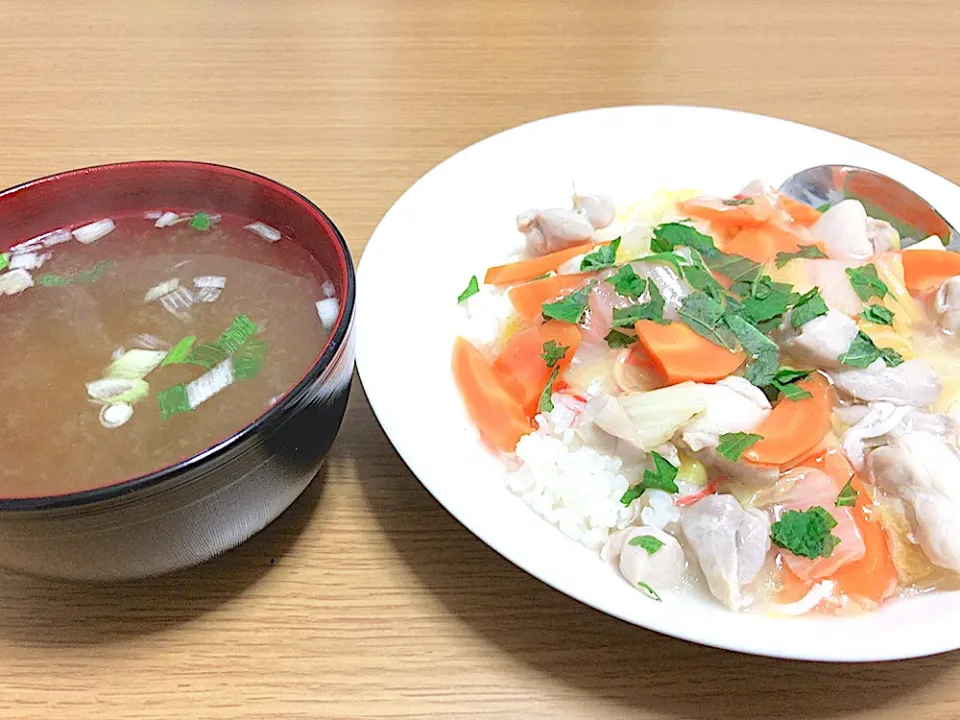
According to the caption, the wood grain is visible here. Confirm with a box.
[2,0,960,717]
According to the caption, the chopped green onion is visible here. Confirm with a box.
[233,339,267,380]
[104,349,167,380]
[217,314,258,354]
[158,383,191,420]
[189,212,212,231]
[162,336,197,367]
[188,342,230,370]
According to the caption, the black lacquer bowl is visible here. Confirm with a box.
[0,161,355,581]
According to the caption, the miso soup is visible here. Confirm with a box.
[0,211,337,498]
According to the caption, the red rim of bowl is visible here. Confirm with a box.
[0,160,355,512]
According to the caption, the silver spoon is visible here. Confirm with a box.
[778,165,960,249]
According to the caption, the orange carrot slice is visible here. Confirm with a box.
[679,195,775,229]
[493,321,582,417]
[778,563,814,604]
[508,273,590,321]
[723,228,785,263]
[723,222,811,263]
[743,376,832,466]
[830,478,898,605]
[484,244,594,286]
[901,248,960,293]
[452,337,532,452]
[633,320,745,385]
[777,195,823,226]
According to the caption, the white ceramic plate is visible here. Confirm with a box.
[356,106,960,661]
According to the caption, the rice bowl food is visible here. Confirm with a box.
[453,181,960,615]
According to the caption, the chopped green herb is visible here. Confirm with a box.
[621,451,680,506]
[540,339,569,368]
[628,535,665,555]
[542,285,592,324]
[162,335,197,367]
[580,238,620,272]
[879,347,905,367]
[862,304,894,326]
[637,251,686,275]
[723,313,779,386]
[0,253,8,272]
[722,197,755,206]
[845,264,889,302]
[770,507,840,559]
[716,432,764,461]
[765,367,813,402]
[683,262,726,303]
[158,383,191,420]
[651,223,717,255]
[530,271,554,281]
[774,367,810,385]
[790,287,830,328]
[678,292,736,349]
[637,581,663,602]
[458,275,480,303]
[605,264,647,299]
[775,245,827,268]
[36,261,114,287]
[538,366,560,414]
[836,480,858,508]
[838,331,882,369]
[816,202,832,213]
[704,251,762,283]
[604,329,637,348]
[740,279,795,324]
[233,338,267,380]
[190,212,212,231]
[777,380,814,401]
[612,281,666,326]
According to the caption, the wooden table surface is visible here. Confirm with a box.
[2,1,960,718]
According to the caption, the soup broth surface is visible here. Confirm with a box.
[0,213,331,498]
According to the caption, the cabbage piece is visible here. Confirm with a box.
[607,382,706,450]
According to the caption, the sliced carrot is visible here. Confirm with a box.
[778,563,814,604]
[777,195,823,226]
[493,321,582,417]
[723,223,810,264]
[679,194,775,229]
[830,478,898,605]
[901,248,960,293]
[723,228,783,263]
[633,320,745,385]
[508,273,590,321]
[452,337,532,452]
[484,243,594,286]
[743,376,832,466]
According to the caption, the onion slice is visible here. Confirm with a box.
[244,222,282,242]
[0,269,34,296]
[73,219,116,245]
[315,298,340,330]
[99,403,134,429]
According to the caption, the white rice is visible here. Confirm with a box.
[506,424,640,550]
